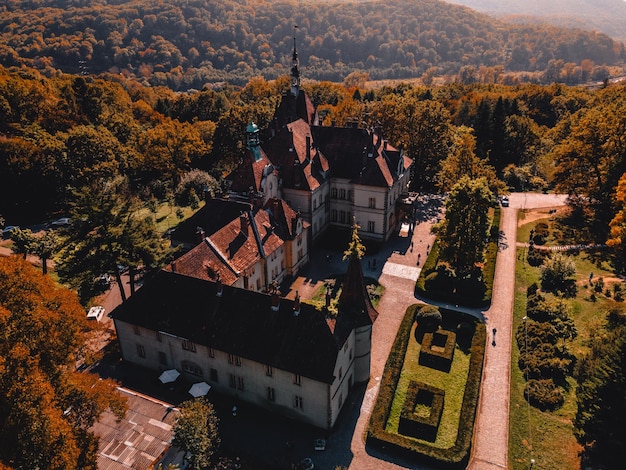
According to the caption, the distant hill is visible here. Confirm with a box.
[444,0,626,43]
[0,0,624,90]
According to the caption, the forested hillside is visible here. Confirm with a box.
[0,0,623,90]
[445,0,626,43]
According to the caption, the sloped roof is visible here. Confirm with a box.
[333,254,379,342]
[263,119,328,192]
[169,208,285,284]
[273,90,318,128]
[170,198,252,245]
[263,198,306,240]
[92,388,178,470]
[312,125,410,188]
[111,271,340,383]
[166,237,239,286]
[227,147,274,193]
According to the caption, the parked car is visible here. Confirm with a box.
[500,196,509,207]
[2,225,19,239]
[95,273,112,287]
[87,306,105,322]
[51,217,71,227]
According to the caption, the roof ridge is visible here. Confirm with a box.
[203,237,240,276]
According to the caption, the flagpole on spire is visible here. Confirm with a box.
[290,25,301,96]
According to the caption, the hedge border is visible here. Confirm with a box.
[366,305,486,467]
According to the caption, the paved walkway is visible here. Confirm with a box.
[467,193,567,470]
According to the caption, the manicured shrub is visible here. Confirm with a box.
[419,330,456,372]
[527,246,546,266]
[366,306,485,467]
[532,222,550,245]
[524,379,564,411]
[399,382,445,442]
[414,305,442,332]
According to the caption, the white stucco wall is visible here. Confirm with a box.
[114,319,339,429]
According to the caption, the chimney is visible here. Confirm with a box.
[215,275,223,297]
[325,284,332,307]
[273,199,280,219]
[271,288,281,312]
[196,226,205,244]
[384,140,388,150]
[306,135,311,161]
[293,291,301,316]
[240,212,249,236]
[171,261,176,272]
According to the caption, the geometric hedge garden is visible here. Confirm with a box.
[367,305,486,467]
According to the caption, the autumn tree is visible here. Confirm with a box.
[553,99,626,238]
[137,118,208,183]
[540,253,577,295]
[343,219,366,261]
[607,172,626,273]
[8,227,35,260]
[370,95,454,191]
[172,398,220,470]
[437,127,504,195]
[32,229,61,275]
[0,256,126,469]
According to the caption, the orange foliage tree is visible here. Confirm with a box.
[0,257,126,470]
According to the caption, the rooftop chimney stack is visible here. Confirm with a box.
[270,282,281,311]
[216,275,223,297]
[306,135,311,162]
[240,212,249,236]
[293,291,301,316]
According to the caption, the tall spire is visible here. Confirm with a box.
[290,25,301,97]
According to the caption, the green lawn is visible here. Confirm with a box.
[509,213,625,469]
[305,275,384,311]
[135,200,204,234]
[385,323,471,449]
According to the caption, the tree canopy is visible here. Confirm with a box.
[172,398,220,470]
[0,256,126,469]
[0,0,622,90]
[434,176,493,274]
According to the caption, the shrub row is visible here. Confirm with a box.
[366,306,486,467]
[482,207,501,303]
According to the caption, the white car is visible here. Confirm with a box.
[87,306,105,322]
[51,217,71,227]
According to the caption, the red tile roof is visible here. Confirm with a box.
[227,147,274,193]
[263,119,328,192]
[168,208,286,285]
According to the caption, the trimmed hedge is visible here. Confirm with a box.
[366,306,486,467]
[399,381,445,442]
[419,330,457,372]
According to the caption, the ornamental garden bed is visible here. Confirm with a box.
[366,304,485,467]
